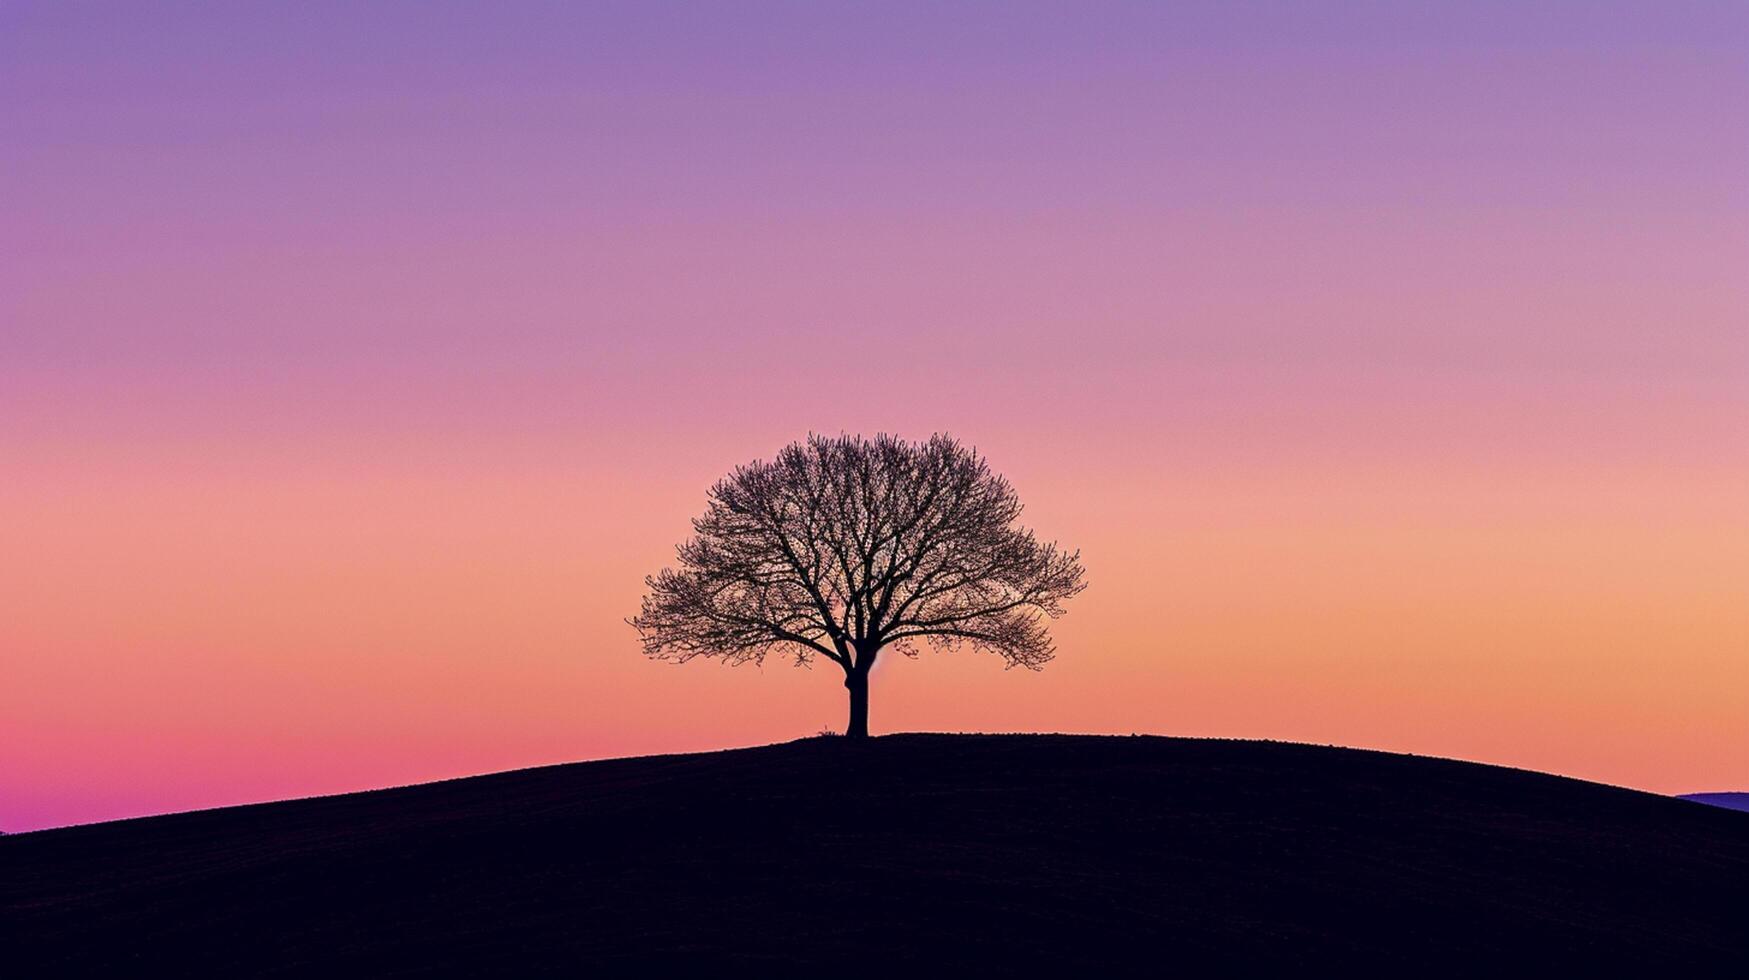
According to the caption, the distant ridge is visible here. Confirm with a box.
[1680,792,1749,813]
[4,734,1747,973]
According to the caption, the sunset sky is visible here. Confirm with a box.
[4,2,1745,832]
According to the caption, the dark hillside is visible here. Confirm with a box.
[4,734,1746,974]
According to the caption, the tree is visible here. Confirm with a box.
[631,433,1086,738]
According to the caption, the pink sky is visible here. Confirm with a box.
[3,2,1746,831]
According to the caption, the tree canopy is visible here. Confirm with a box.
[631,433,1086,736]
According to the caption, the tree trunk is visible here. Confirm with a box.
[844,670,870,739]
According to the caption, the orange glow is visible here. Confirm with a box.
[5,428,1744,829]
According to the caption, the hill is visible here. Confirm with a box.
[4,734,1746,974]
[1680,792,1749,813]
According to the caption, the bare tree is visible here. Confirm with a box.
[631,433,1086,738]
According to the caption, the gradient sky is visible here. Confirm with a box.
[4,2,1746,832]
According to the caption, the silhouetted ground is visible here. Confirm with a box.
[1680,792,1749,813]
[4,734,1746,975]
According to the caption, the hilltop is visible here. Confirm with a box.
[4,734,1746,973]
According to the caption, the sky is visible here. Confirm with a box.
[3,1,1745,832]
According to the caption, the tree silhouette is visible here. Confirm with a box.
[632,433,1086,737]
